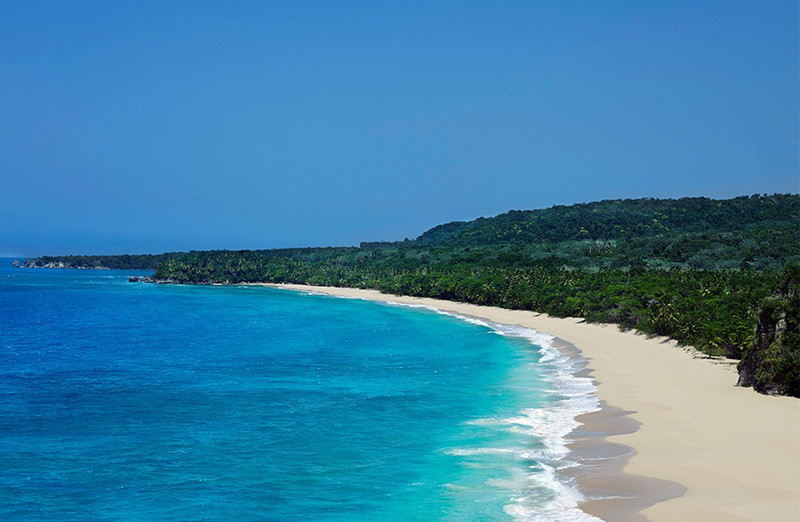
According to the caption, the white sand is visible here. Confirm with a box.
[265,283,800,521]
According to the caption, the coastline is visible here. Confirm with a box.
[262,283,800,521]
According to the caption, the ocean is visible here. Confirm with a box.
[0,260,599,520]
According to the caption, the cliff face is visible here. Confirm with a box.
[20,254,169,270]
[24,260,67,268]
[738,267,800,397]
[22,259,107,269]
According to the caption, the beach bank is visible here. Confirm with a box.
[265,283,800,521]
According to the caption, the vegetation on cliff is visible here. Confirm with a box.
[738,266,800,396]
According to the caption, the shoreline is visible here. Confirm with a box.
[261,283,800,521]
[553,339,686,521]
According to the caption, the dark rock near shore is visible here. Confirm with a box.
[737,266,800,397]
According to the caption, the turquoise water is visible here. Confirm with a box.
[0,260,598,520]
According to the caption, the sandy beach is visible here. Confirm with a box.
[266,283,800,521]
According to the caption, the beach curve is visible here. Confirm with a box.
[262,283,800,521]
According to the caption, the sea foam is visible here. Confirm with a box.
[385,302,602,521]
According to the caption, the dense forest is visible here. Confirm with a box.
[366,194,798,271]
[21,194,800,396]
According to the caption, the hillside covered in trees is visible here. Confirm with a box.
[22,194,800,395]
[366,194,798,271]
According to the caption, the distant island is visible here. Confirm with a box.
[22,194,800,396]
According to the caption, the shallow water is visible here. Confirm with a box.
[0,260,598,520]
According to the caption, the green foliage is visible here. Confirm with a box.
[419,194,797,271]
[738,265,800,396]
[29,194,800,273]
[756,332,800,396]
[417,194,798,249]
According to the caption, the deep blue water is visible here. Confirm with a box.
[0,260,598,520]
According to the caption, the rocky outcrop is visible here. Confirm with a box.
[127,276,153,283]
[23,259,108,269]
[21,254,167,270]
[737,267,800,397]
[24,259,68,268]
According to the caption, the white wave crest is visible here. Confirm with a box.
[368,298,601,520]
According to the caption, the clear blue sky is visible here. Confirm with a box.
[2,1,798,256]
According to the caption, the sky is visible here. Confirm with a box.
[1,1,798,256]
